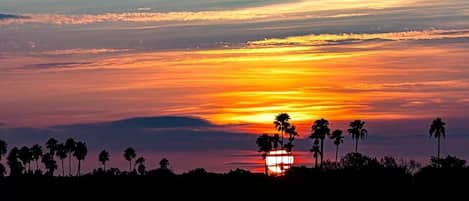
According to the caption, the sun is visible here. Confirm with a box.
[265,149,294,175]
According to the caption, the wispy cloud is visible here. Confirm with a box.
[40,48,131,56]
[0,0,407,25]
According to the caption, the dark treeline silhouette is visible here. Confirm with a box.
[0,116,467,198]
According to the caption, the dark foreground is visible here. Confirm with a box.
[2,166,469,200]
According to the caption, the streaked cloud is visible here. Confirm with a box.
[40,48,131,56]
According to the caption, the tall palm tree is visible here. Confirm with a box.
[429,118,446,165]
[347,120,368,153]
[18,146,32,173]
[30,144,43,172]
[256,134,273,175]
[330,129,344,162]
[99,150,110,171]
[310,139,321,168]
[135,157,146,175]
[310,119,330,167]
[7,147,24,175]
[65,138,76,176]
[0,139,7,160]
[123,147,136,171]
[274,113,291,146]
[45,137,58,155]
[41,153,57,176]
[73,142,87,176]
[159,158,169,169]
[55,143,67,176]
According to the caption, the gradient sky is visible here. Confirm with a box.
[1,0,469,173]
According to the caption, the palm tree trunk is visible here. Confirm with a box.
[264,160,268,175]
[320,139,324,167]
[68,152,72,176]
[35,160,39,171]
[437,136,441,167]
[335,145,339,162]
[77,159,81,176]
[314,155,318,168]
[61,159,65,176]
[129,160,132,172]
[104,162,106,172]
[355,138,359,153]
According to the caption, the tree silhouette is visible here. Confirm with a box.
[0,139,7,160]
[18,146,32,173]
[65,138,76,176]
[330,129,344,162]
[55,143,67,176]
[99,150,110,171]
[429,118,446,166]
[256,134,273,175]
[41,153,57,176]
[347,120,368,153]
[310,139,321,168]
[135,157,146,175]
[45,137,58,155]
[73,142,87,176]
[284,125,298,152]
[310,119,331,167]
[30,144,43,172]
[0,164,5,177]
[274,113,291,146]
[7,147,24,175]
[124,147,136,171]
[159,158,169,169]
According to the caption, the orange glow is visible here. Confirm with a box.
[265,149,294,174]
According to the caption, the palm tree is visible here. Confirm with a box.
[284,125,298,152]
[330,129,344,162]
[310,139,321,168]
[46,137,58,155]
[429,118,446,165]
[55,143,67,176]
[7,147,24,175]
[99,150,110,171]
[41,153,57,176]
[18,146,32,173]
[65,138,76,176]
[0,139,7,160]
[310,119,330,167]
[0,164,5,177]
[135,157,146,175]
[30,144,43,172]
[347,120,368,153]
[123,147,136,171]
[256,134,273,175]
[159,158,169,169]
[73,142,87,176]
[274,113,291,146]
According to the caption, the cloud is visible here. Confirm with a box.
[248,29,469,46]
[40,48,131,56]
[0,13,25,20]
[0,0,407,25]
[24,62,92,69]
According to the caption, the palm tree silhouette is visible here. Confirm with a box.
[124,147,136,171]
[65,138,76,176]
[135,157,146,175]
[159,158,169,169]
[30,144,43,172]
[0,139,7,160]
[347,120,368,153]
[256,134,273,175]
[99,150,110,171]
[46,137,58,156]
[310,139,321,168]
[0,164,5,177]
[284,125,298,152]
[274,113,291,146]
[41,153,57,176]
[18,146,32,173]
[73,142,87,176]
[55,143,67,176]
[330,129,344,162]
[7,147,24,175]
[310,119,330,167]
[429,118,446,166]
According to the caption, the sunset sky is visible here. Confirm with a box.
[1,0,469,173]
